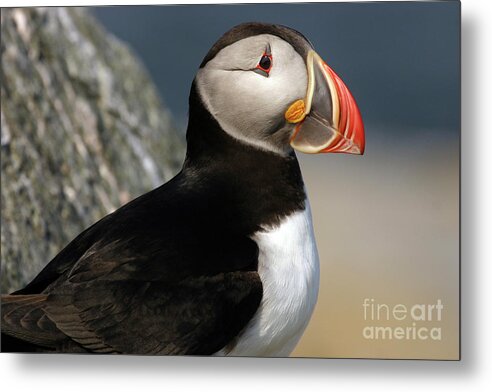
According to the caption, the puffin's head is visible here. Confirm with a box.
[194,22,365,156]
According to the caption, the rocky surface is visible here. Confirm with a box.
[1,8,185,293]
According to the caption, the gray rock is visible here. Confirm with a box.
[1,8,185,293]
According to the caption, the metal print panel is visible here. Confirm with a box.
[0,1,460,359]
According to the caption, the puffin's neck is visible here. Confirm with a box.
[182,82,306,232]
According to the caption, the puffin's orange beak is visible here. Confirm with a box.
[286,50,365,155]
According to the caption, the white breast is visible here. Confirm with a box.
[215,199,320,357]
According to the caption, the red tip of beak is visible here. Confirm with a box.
[323,64,365,155]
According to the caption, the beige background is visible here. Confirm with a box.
[292,129,459,359]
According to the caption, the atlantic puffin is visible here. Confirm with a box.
[1,22,364,356]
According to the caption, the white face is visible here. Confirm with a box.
[196,34,308,155]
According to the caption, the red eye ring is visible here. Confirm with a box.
[256,52,272,74]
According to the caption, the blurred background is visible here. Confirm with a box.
[1,2,459,359]
[92,2,460,359]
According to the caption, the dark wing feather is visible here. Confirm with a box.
[44,271,261,355]
[1,294,87,352]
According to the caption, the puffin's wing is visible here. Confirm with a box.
[2,232,262,354]
[2,268,261,354]
[1,294,87,352]
[43,270,261,355]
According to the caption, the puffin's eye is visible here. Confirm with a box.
[254,52,272,77]
[259,55,271,71]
